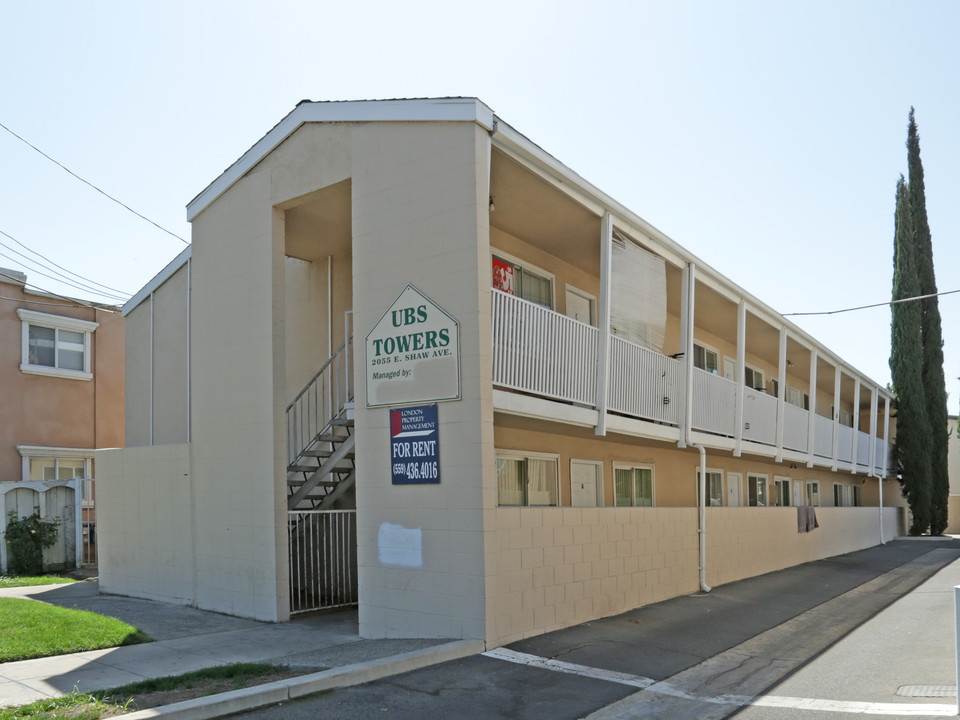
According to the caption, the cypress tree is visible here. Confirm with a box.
[890,175,931,534]
[906,109,950,535]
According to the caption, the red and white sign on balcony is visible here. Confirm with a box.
[365,285,461,408]
[492,257,514,294]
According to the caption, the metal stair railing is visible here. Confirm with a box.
[286,336,353,468]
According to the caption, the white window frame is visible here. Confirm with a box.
[693,342,720,374]
[491,249,556,310]
[18,309,97,381]
[496,450,560,507]
[17,445,93,483]
[773,476,792,507]
[747,473,769,507]
[696,467,724,507]
[744,364,765,392]
[613,462,655,507]
[806,480,820,507]
[833,482,853,507]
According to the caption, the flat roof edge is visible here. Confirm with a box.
[186,98,494,221]
[123,245,192,316]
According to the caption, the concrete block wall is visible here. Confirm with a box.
[491,507,700,646]
[97,444,195,605]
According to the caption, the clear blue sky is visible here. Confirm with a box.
[2,0,958,405]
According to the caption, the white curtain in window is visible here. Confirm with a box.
[527,458,557,506]
[610,234,667,352]
[497,459,525,506]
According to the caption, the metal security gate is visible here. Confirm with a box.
[288,509,357,614]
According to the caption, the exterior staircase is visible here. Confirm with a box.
[286,340,355,510]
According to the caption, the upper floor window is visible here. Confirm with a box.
[18,309,97,381]
[744,365,764,392]
[492,254,553,309]
[693,343,719,373]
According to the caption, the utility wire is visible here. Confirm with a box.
[0,251,127,302]
[0,228,131,296]
[0,120,189,245]
[783,288,960,317]
[0,269,121,313]
[0,237,129,302]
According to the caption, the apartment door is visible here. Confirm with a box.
[571,460,601,507]
[723,357,736,382]
[565,288,594,325]
[727,472,742,506]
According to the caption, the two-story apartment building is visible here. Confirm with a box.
[0,267,123,572]
[98,98,903,647]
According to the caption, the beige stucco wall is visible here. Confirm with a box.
[125,301,151,447]
[491,504,900,646]
[152,265,190,444]
[350,121,494,640]
[97,444,194,604]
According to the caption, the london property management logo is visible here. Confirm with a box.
[365,285,461,407]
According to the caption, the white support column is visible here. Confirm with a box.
[734,300,746,457]
[869,387,879,477]
[595,212,613,437]
[881,396,891,477]
[806,348,818,468]
[832,366,841,471]
[851,379,861,474]
[775,327,787,463]
[680,263,696,448]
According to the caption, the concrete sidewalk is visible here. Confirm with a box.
[0,580,480,713]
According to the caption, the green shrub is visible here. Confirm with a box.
[4,511,60,575]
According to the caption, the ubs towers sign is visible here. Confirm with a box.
[365,285,461,408]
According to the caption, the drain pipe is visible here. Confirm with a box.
[876,471,885,545]
[692,443,711,592]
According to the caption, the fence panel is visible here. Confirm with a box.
[608,336,681,425]
[743,388,777,445]
[691,369,736,436]
[288,510,357,613]
[492,290,598,406]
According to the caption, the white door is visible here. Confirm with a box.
[571,461,601,507]
[727,472,742,507]
[565,289,593,325]
[723,357,736,382]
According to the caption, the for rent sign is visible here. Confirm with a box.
[365,285,461,407]
[390,404,440,484]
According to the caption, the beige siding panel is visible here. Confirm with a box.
[152,264,190,445]
[125,301,152,447]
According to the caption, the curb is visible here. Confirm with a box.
[120,639,486,719]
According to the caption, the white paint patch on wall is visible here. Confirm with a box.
[378,522,423,567]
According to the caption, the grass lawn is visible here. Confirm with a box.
[0,598,151,662]
[0,575,76,588]
[0,664,301,719]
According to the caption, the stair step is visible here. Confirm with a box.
[303,449,356,459]
[287,478,341,487]
[330,417,354,427]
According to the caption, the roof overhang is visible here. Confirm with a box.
[186,98,495,222]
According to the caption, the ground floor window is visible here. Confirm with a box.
[17,447,91,483]
[774,477,791,507]
[615,465,654,507]
[806,481,820,506]
[496,452,559,507]
[748,474,768,506]
[853,485,862,507]
[696,469,723,506]
[833,483,855,507]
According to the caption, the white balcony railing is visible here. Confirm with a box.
[783,403,809,452]
[743,388,777,445]
[814,414,833,458]
[490,290,894,467]
[492,290,599,406]
[608,335,682,425]
[691,369,736,436]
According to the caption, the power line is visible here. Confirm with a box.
[0,120,189,245]
[783,288,960,317]
[0,237,129,302]
[0,269,121,313]
[0,251,127,302]
[0,228,131,296]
